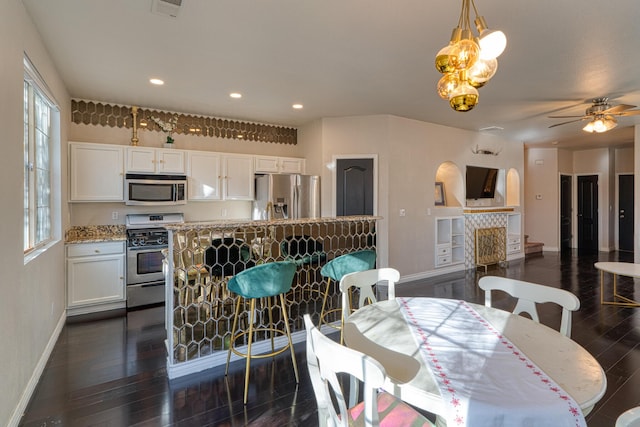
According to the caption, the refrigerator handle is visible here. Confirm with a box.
[293,185,299,219]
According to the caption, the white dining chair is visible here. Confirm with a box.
[339,268,400,339]
[303,314,434,427]
[617,407,640,427]
[478,276,580,338]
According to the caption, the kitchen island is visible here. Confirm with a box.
[163,215,379,378]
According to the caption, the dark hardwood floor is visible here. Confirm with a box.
[19,250,640,426]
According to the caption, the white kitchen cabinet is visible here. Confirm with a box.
[222,154,254,200]
[187,150,221,200]
[507,213,522,255]
[435,216,465,267]
[254,156,305,174]
[126,146,186,174]
[69,142,124,201]
[66,241,126,316]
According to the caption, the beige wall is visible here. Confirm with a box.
[302,115,524,279]
[2,1,71,425]
[524,148,560,250]
[573,148,613,251]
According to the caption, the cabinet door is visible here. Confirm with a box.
[188,151,221,200]
[158,149,186,174]
[69,142,124,201]
[126,147,157,173]
[67,253,125,307]
[254,156,280,173]
[279,157,304,174]
[223,155,254,200]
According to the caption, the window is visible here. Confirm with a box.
[24,56,57,254]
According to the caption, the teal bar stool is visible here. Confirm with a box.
[319,249,376,343]
[224,261,299,404]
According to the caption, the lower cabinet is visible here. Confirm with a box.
[66,241,126,316]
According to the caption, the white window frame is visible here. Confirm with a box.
[23,55,60,262]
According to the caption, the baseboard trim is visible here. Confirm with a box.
[399,264,466,283]
[8,310,66,427]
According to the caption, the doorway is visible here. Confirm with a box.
[560,175,572,252]
[618,174,634,252]
[577,175,598,254]
[335,157,375,216]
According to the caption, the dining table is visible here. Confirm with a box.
[343,297,607,427]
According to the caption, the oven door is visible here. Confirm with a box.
[126,245,166,285]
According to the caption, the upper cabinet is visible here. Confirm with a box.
[126,147,186,174]
[69,142,124,202]
[187,150,221,201]
[187,152,254,201]
[222,154,254,200]
[255,156,305,174]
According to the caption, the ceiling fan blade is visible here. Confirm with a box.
[602,104,637,114]
[618,110,640,116]
[548,115,586,119]
[549,118,589,128]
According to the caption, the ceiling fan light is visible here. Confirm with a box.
[475,16,506,60]
[582,121,595,133]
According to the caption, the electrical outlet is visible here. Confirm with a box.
[399,209,406,217]
[111,211,119,220]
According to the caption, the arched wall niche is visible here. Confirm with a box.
[435,161,464,207]
[506,168,521,206]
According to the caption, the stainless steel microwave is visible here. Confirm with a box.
[125,174,187,206]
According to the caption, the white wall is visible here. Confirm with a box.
[1,1,71,425]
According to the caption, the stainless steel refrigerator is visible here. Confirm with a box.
[253,174,321,220]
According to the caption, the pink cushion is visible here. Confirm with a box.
[347,391,434,426]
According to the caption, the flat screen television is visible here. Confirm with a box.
[466,165,499,199]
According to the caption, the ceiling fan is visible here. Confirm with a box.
[548,97,640,133]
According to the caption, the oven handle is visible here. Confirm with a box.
[141,282,164,288]
[127,245,168,252]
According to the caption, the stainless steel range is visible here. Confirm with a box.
[125,212,184,309]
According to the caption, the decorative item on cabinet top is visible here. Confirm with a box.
[71,99,297,145]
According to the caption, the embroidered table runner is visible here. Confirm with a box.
[398,298,586,427]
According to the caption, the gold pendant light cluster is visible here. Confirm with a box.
[435,0,506,112]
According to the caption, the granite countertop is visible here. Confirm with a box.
[65,225,127,243]
[163,215,382,231]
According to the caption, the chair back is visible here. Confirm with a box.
[227,261,296,299]
[340,268,400,322]
[616,407,640,427]
[320,250,377,282]
[303,314,385,427]
[478,276,580,337]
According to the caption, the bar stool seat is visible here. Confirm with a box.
[319,249,376,342]
[224,261,299,404]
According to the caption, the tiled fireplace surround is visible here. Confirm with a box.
[463,210,512,269]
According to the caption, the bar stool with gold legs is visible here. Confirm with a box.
[318,249,376,343]
[224,261,299,404]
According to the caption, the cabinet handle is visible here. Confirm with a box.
[159,160,164,163]
[94,250,100,253]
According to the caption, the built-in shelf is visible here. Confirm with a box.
[435,216,465,268]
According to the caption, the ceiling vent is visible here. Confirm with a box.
[151,0,183,18]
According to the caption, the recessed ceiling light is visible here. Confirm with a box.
[551,141,559,145]
[292,104,303,109]
[150,78,164,85]
[230,92,242,99]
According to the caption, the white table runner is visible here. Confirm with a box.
[398,297,586,427]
